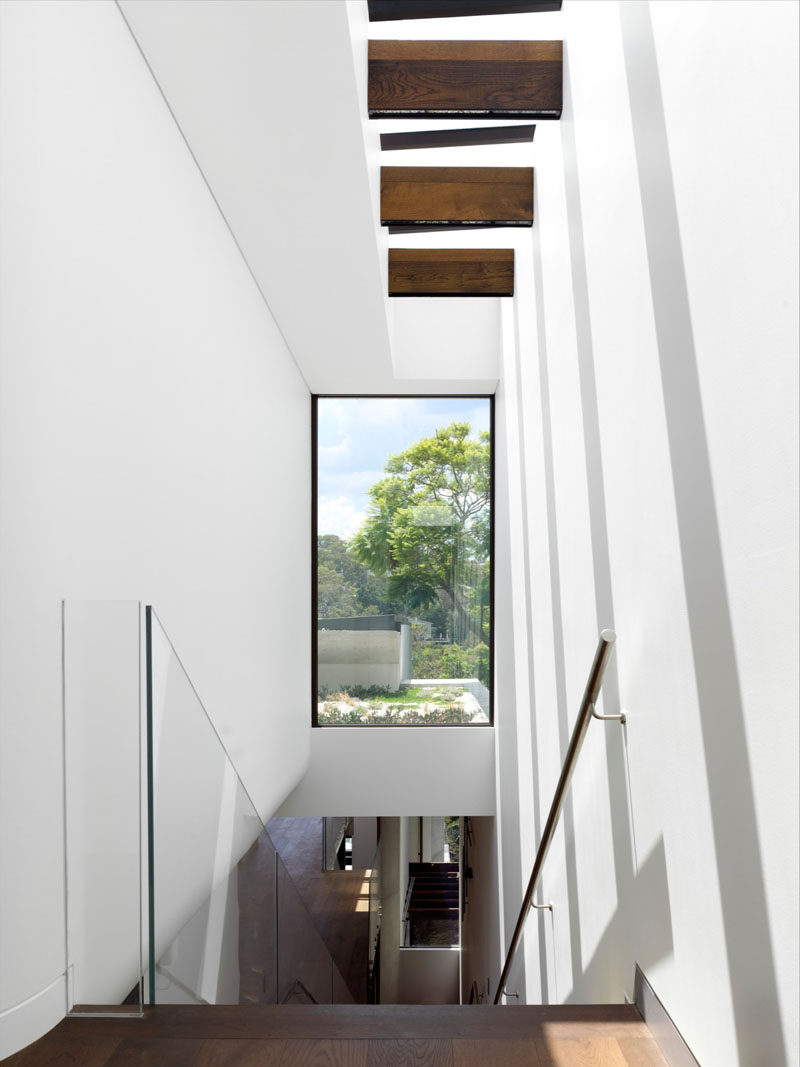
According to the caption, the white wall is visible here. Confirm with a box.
[397,948,460,1005]
[277,728,495,816]
[494,3,798,1066]
[460,816,502,1005]
[0,0,311,1055]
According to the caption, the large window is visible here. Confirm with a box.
[313,396,493,726]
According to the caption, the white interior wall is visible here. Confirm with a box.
[460,816,503,1005]
[277,729,495,816]
[495,4,798,1067]
[0,1,311,1055]
[397,948,460,1005]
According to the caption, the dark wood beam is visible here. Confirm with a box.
[388,223,497,233]
[369,1,562,20]
[380,124,535,150]
[381,166,533,227]
[369,40,562,119]
[389,248,514,296]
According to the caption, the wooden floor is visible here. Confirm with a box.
[267,817,370,1003]
[5,1005,668,1065]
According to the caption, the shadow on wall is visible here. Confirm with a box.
[541,40,641,1005]
[619,5,787,1065]
[530,174,589,1002]
[565,836,673,1005]
[548,14,788,1063]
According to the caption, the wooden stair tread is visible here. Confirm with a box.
[58,1004,653,1040]
[8,1006,668,1066]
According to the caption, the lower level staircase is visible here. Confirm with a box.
[8,1004,668,1065]
[407,861,459,947]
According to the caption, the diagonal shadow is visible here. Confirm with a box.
[511,263,550,1003]
[554,41,640,998]
[530,178,585,995]
[619,4,787,1063]
[564,836,673,1006]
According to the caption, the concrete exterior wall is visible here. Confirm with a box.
[318,628,406,693]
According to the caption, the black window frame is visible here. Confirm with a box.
[312,393,495,727]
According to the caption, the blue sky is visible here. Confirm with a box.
[317,396,491,539]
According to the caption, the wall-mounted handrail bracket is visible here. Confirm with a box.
[502,989,520,999]
[530,900,553,911]
[493,629,618,1004]
[590,702,626,725]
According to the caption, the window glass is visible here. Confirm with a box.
[315,396,492,726]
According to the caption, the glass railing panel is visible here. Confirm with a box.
[147,607,263,1004]
[367,847,381,1002]
[62,600,142,1014]
[332,964,355,1004]
[236,829,278,1005]
[276,857,333,1004]
[146,607,352,1006]
[322,816,350,870]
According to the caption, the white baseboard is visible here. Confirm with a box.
[0,972,67,1060]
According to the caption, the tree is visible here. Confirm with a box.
[317,534,404,619]
[351,422,490,644]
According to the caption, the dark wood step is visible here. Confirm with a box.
[52,1004,653,1039]
[369,1,562,20]
[410,862,459,874]
[390,248,514,296]
[8,1006,668,1067]
[369,40,562,119]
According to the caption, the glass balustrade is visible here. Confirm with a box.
[146,606,353,1005]
[61,601,354,1010]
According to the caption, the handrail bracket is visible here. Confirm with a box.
[590,702,626,724]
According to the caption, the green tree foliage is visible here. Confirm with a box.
[317,534,404,619]
[350,423,490,644]
[411,640,490,686]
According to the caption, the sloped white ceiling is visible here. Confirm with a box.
[118,0,396,394]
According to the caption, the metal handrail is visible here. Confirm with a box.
[494,629,623,1004]
[401,876,416,947]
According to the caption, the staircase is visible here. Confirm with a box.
[407,862,460,947]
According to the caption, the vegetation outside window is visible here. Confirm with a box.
[313,396,493,726]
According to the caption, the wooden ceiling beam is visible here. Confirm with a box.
[368,1,562,21]
[369,40,562,119]
[381,166,533,227]
[380,124,535,151]
[389,248,514,296]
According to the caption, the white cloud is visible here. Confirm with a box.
[318,496,367,540]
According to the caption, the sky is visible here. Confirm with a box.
[317,396,491,539]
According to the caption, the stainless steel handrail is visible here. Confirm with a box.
[494,629,623,1004]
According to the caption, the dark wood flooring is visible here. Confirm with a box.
[3,1005,668,1065]
[267,817,370,1003]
